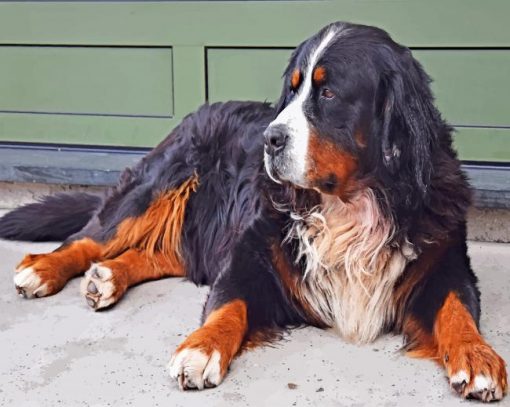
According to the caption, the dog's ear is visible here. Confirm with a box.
[376,72,399,173]
[377,50,439,197]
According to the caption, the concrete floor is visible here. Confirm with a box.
[0,239,509,407]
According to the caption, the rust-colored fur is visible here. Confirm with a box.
[104,175,199,266]
[306,132,358,197]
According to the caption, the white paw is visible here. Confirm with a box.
[450,370,505,402]
[449,369,470,390]
[168,348,223,390]
[14,267,48,298]
[470,374,505,401]
[80,264,118,310]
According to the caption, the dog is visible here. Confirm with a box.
[0,22,507,401]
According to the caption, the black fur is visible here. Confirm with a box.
[0,192,101,241]
[203,216,306,336]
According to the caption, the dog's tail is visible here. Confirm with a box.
[0,192,102,242]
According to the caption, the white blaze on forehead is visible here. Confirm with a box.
[267,27,339,184]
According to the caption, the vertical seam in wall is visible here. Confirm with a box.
[204,46,209,103]
[171,46,176,117]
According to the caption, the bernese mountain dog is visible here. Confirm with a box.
[0,22,507,401]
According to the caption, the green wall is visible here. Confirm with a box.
[0,1,509,162]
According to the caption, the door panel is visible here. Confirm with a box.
[0,46,173,117]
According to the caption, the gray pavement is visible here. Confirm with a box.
[0,238,509,407]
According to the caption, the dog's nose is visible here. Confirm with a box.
[264,125,288,155]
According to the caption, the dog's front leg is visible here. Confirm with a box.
[401,243,507,402]
[168,298,247,390]
[168,219,300,390]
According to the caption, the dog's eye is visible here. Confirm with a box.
[321,88,335,99]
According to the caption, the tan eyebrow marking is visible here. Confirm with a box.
[290,68,302,90]
[313,66,327,85]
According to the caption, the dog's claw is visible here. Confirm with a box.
[16,286,26,298]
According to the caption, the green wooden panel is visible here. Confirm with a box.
[0,45,206,147]
[0,1,509,47]
[172,46,207,119]
[0,113,175,147]
[454,128,510,162]
[414,50,510,127]
[207,48,292,104]
[0,46,173,117]
[0,45,207,147]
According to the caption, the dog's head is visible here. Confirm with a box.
[264,22,440,202]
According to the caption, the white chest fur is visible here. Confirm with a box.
[286,190,416,343]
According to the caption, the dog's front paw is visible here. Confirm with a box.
[446,342,507,402]
[168,346,223,390]
[168,300,246,390]
[168,327,232,391]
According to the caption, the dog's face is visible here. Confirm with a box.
[264,22,424,199]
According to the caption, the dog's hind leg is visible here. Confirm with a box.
[80,249,185,310]
[81,175,197,310]
[14,238,104,298]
